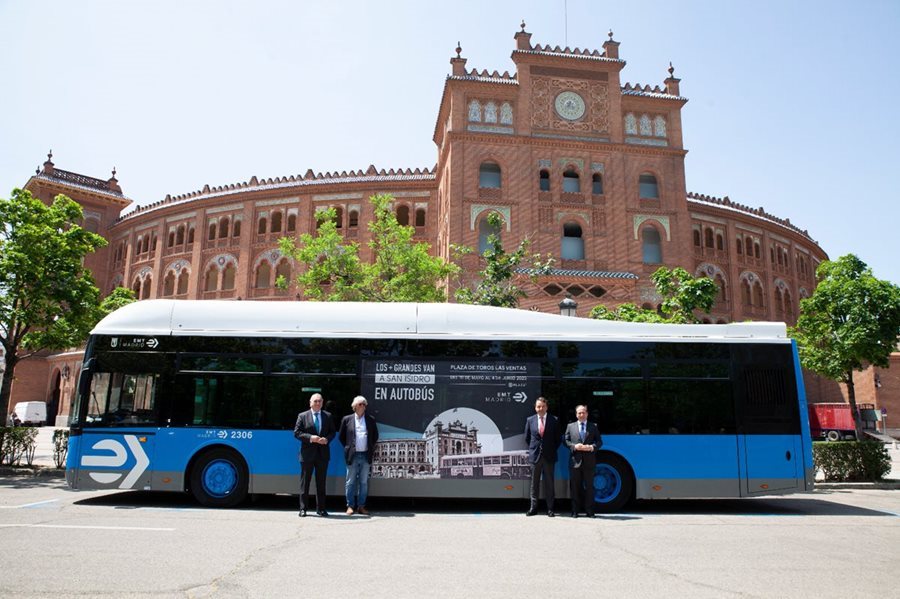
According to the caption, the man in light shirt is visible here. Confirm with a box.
[338,396,380,516]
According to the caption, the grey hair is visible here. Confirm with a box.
[351,396,368,408]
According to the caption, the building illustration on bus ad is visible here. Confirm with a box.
[362,359,537,480]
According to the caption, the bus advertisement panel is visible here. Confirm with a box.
[362,359,539,481]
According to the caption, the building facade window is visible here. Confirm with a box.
[591,173,603,195]
[639,174,659,199]
[562,169,581,193]
[642,226,662,263]
[479,162,501,188]
[561,222,585,260]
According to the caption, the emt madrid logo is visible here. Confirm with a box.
[80,436,150,488]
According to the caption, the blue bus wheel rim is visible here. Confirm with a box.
[594,464,622,504]
[202,459,238,498]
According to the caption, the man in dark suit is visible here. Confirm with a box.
[524,396,562,517]
[565,404,602,518]
[293,393,335,517]
[338,395,379,516]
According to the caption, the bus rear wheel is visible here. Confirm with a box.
[825,430,842,442]
[189,448,249,508]
[593,454,633,513]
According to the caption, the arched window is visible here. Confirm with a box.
[704,228,714,248]
[484,102,497,123]
[741,280,752,305]
[478,215,501,255]
[784,290,794,320]
[334,207,343,229]
[151,236,157,253]
[257,217,267,235]
[641,226,662,264]
[222,264,236,290]
[745,238,753,256]
[232,221,240,238]
[396,205,410,226]
[716,233,724,251]
[468,100,481,122]
[177,271,189,295]
[561,222,585,260]
[774,288,784,315]
[287,213,297,232]
[141,276,152,300]
[752,282,764,307]
[562,169,580,193]
[177,225,185,245]
[415,208,426,227]
[754,242,761,259]
[275,259,291,285]
[592,173,603,195]
[163,272,176,296]
[539,170,550,192]
[478,162,501,188]
[639,174,659,199]
[208,223,216,241]
[132,278,141,297]
[770,247,776,264]
[219,217,230,239]
[188,227,195,244]
[255,262,271,288]
[715,274,727,303]
[205,268,218,292]
[693,229,701,247]
[736,238,743,255]
[168,232,175,248]
[349,210,359,228]
[271,212,283,233]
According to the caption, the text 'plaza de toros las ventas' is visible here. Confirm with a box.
[16,24,893,426]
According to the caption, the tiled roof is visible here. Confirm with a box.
[514,45,624,64]
[115,167,436,223]
[32,171,131,202]
[449,73,519,85]
[516,267,638,280]
[621,83,686,101]
[687,192,817,243]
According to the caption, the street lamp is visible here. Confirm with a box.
[558,294,578,317]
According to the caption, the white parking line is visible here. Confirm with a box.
[0,499,59,509]
[0,524,175,531]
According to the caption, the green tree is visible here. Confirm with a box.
[589,266,718,323]
[279,193,458,302]
[0,189,107,415]
[97,287,137,318]
[453,212,554,308]
[790,254,900,439]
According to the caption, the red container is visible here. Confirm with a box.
[808,403,856,441]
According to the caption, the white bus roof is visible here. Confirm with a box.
[91,300,790,343]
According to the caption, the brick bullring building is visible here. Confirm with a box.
[21,24,882,426]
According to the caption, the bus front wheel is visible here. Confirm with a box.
[825,430,842,442]
[189,448,249,508]
[593,454,634,513]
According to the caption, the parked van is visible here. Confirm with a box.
[13,402,46,426]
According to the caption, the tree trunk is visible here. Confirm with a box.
[1,352,19,419]
[845,370,865,441]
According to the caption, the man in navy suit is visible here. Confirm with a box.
[338,395,379,516]
[565,404,602,518]
[294,393,336,517]
[524,396,562,517]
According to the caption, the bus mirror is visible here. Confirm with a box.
[77,359,94,397]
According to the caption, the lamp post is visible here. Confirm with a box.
[558,294,578,317]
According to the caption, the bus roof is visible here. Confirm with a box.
[91,300,790,342]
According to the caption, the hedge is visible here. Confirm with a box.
[813,441,891,482]
[0,426,38,467]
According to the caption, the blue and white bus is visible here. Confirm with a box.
[67,300,813,511]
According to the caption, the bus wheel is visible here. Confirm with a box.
[825,430,842,442]
[189,448,249,508]
[593,454,633,513]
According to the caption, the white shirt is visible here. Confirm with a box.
[355,414,368,452]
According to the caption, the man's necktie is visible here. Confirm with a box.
[539,417,545,436]
[314,412,320,434]
[580,422,585,442]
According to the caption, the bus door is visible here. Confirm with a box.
[737,363,801,496]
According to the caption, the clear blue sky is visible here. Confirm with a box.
[2,0,898,284]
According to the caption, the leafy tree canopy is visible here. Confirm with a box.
[589,267,718,324]
[1,188,107,412]
[453,212,554,308]
[791,254,900,383]
[279,194,458,302]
